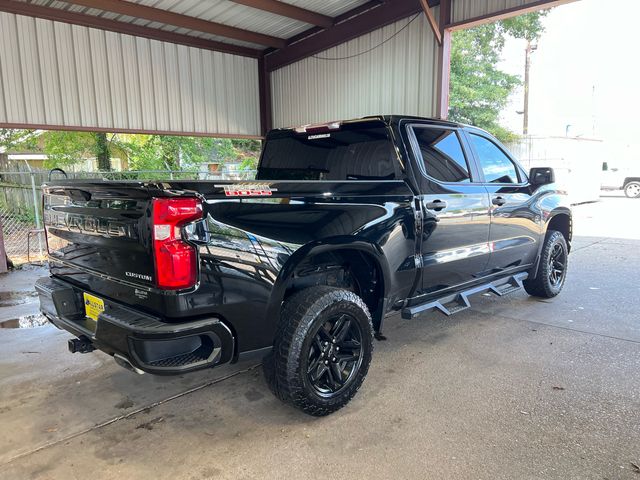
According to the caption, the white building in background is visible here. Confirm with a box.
[507,136,603,204]
[3,154,126,172]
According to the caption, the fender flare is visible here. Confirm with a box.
[623,177,640,188]
[530,207,572,279]
[544,207,572,239]
[264,237,392,329]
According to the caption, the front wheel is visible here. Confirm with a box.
[624,181,640,198]
[264,286,374,416]
[524,230,569,298]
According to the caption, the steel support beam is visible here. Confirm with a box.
[0,0,262,57]
[437,0,577,118]
[436,0,451,119]
[62,0,287,48]
[230,0,333,28]
[419,0,441,45]
[258,56,273,136]
[280,0,384,51]
[264,0,423,72]
[446,0,577,30]
[0,122,263,139]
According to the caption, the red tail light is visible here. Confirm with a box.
[152,197,203,290]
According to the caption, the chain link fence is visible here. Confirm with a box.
[46,169,257,181]
[0,171,45,265]
[0,168,257,266]
[0,207,44,265]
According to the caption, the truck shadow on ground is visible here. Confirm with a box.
[7,232,636,466]
[1,306,469,466]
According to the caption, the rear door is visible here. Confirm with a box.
[463,130,540,272]
[403,123,492,295]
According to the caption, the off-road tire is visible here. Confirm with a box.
[524,230,568,298]
[263,286,374,416]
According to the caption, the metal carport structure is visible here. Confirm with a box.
[0,0,575,139]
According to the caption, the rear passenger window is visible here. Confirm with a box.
[412,127,471,183]
[469,134,519,184]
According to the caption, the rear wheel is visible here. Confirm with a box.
[263,286,373,416]
[524,230,568,298]
[624,181,640,198]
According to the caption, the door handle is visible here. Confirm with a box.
[492,197,507,206]
[425,200,447,211]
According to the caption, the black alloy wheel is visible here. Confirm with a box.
[547,242,567,288]
[306,313,364,397]
[523,229,569,298]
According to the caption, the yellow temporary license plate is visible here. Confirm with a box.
[83,292,105,322]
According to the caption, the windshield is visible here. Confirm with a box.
[256,123,399,181]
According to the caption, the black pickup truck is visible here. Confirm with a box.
[36,116,571,416]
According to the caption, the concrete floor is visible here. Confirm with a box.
[1,195,639,480]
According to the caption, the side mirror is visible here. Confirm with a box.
[529,167,555,187]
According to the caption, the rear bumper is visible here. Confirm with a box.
[35,277,235,375]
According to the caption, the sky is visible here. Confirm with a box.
[498,0,640,161]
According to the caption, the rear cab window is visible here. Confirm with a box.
[257,121,400,181]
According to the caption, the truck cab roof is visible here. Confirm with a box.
[270,115,471,137]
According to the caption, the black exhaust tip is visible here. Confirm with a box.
[68,336,95,354]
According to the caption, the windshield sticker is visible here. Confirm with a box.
[308,133,331,140]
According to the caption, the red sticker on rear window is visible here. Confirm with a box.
[221,185,274,197]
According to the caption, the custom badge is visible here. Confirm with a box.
[218,184,276,197]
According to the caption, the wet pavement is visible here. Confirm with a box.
[0,196,638,480]
[0,265,48,328]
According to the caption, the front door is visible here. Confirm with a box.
[406,124,492,295]
[465,131,540,272]
[601,162,624,190]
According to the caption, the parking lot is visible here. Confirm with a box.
[1,195,639,480]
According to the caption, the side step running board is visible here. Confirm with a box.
[401,272,528,320]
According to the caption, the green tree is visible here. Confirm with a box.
[43,131,94,167]
[124,135,233,171]
[0,129,38,151]
[124,135,260,172]
[231,139,261,171]
[449,11,548,142]
[501,12,547,42]
[43,131,135,170]
[94,132,111,171]
[2,126,261,174]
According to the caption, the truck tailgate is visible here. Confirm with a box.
[43,183,156,288]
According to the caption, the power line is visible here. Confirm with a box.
[311,14,421,61]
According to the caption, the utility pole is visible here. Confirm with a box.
[591,85,596,137]
[0,217,8,273]
[523,41,535,136]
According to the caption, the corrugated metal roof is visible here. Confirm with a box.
[17,0,371,49]
[451,0,543,23]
